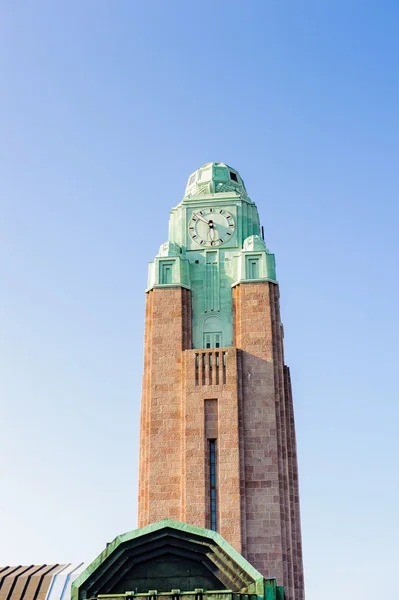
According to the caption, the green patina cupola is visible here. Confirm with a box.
[185,162,248,198]
[147,163,277,349]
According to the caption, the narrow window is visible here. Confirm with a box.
[195,353,199,386]
[209,440,217,531]
[204,333,212,349]
[222,351,227,384]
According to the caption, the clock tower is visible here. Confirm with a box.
[138,163,305,600]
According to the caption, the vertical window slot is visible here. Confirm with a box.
[209,440,217,531]
[195,353,199,386]
[215,352,220,385]
[222,351,227,384]
[204,333,211,349]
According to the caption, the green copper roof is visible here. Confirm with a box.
[184,163,248,198]
[72,520,264,595]
[71,520,286,600]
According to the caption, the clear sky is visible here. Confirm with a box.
[1,1,398,598]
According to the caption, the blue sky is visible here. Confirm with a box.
[1,1,398,598]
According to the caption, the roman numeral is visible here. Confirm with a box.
[219,239,224,243]
[227,232,231,236]
[189,226,194,230]
[229,223,234,228]
[200,240,204,244]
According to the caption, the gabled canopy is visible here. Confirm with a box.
[71,520,267,600]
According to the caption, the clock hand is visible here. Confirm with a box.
[193,212,210,225]
[208,221,216,241]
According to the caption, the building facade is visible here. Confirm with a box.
[138,163,305,600]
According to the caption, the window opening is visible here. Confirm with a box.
[203,331,222,349]
[222,351,227,384]
[229,171,238,182]
[195,353,199,386]
[209,440,217,531]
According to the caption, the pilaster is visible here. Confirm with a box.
[138,286,191,527]
[232,282,284,584]
[232,281,304,600]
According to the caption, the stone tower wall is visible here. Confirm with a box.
[232,282,284,584]
[138,286,191,526]
[138,282,304,600]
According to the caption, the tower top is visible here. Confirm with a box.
[185,162,248,198]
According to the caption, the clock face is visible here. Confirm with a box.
[188,208,235,247]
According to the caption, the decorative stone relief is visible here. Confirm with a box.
[243,234,267,252]
[157,241,181,257]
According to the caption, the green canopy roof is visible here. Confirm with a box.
[71,520,284,600]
